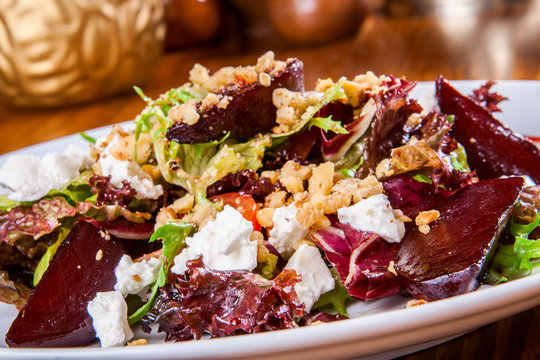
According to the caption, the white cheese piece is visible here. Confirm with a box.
[285,244,335,313]
[268,204,308,258]
[87,291,134,348]
[99,153,163,200]
[171,205,256,274]
[98,133,162,200]
[0,145,90,202]
[337,193,405,243]
[114,255,161,297]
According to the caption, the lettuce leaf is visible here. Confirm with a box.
[273,78,347,138]
[32,227,70,286]
[154,134,271,195]
[487,209,540,284]
[128,222,195,325]
[312,268,351,316]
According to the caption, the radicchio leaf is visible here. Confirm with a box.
[321,98,376,163]
[468,80,508,113]
[312,220,401,301]
[206,169,275,203]
[141,258,303,341]
[359,80,422,177]
[383,175,451,219]
[89,174,135,207]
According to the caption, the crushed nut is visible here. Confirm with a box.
[258,72,272,87]
[128,339,148,346]
[415,210,440,226]
[95,249,103,261]
[387,260,397,276]
[265,190,288,208]
[406,299,428,308]
[308,162,334,196]
[256,208,275,228]
[418,224,430,234]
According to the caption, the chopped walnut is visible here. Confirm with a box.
[387,260,398,276]
[261,170,279,185]
[323,192,351,214]
[375,158,394,179]
[255,51,286,74]
[258,72,272,87]
[256,207,275,228]
[315,78,335,92]
[406,113,423,128]
[180,203,216,228]
[393,209,412,223]
[331,175,383,204]
[250,231,269,263]
[141,164,161,180]
[280,161,313,180]
[296,201,324,229]
[308,162,334,196]
[155,207,178,228]
[265,190,288,208]
[415,210,440,226]
[293,191,310,203]
[168,99,200,125]
[189,63,210,85]
[279,161,312,193]
[272,89,320,133]
[406,299,428,308]
[170,194,195,214]
[128,339,148,346]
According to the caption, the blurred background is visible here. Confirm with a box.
[0,0,538,144]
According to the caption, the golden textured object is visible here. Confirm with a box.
[0,0,165,107]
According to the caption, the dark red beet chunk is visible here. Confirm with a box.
[436,77,540,183]
[166,58,304,144]
[395,177,524,301]
[6,221,125,347]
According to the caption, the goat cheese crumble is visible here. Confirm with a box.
[98,134,163,200]
[268,204,308,258]
[171,205,257,274]
[0,145,90,201]
[337,193,405,243]
[87,291,133,348]
[285,244,335,313]
[114,255,161,297]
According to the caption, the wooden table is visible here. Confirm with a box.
[1,2,540,358]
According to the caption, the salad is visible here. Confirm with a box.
[0,52,539,348]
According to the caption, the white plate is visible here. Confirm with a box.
[0,80,539,360]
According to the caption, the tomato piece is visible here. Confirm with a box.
[210,192,261,231]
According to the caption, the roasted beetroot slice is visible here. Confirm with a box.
[6,221,125,347]
[166,58,304,144]
[436,77,540,183]
[395,177,524,301]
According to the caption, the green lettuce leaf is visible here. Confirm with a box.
[273,78,347,138]
[32,227,71,286]
[128,221,195,325]
[487,210,540,284]
[258,253,278,280]
[312,268,351,316]
[154,134,271,195]
[46,171,94,205]
[307,116,348,135]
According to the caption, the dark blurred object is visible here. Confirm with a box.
[267,0,365,45]
[384,0,530,17]
[162,0,222,50]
